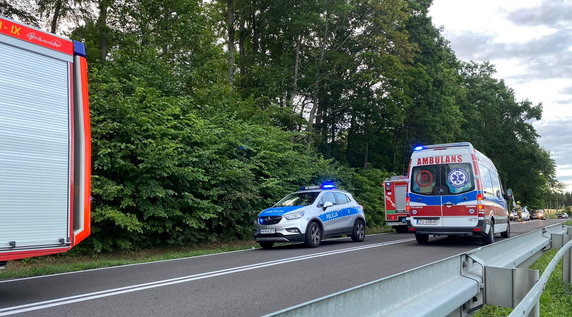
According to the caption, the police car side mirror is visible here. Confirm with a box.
[323,201,334,210]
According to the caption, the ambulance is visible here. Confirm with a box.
[383,176,409,233]
[406,142,510,244]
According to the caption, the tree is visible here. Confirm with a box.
[396,0,464,171]
[458,61,555,207]
[0,0,39,26]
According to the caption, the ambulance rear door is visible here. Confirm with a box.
[409,147,477,228]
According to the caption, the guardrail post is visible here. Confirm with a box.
[518,269,539,317]
[551,233,564,249]
[563,228,571,284]
[484,266,539,316]
[564,247,571,283]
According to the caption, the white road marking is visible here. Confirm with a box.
[0,233,393,285]
[0,238,414,316]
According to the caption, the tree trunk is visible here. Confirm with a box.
[363,140,369,168]
[290,35,301,108]
[308,81,319,134]
[97,0,111,62]
[227,0,235,86]
[347,114,356,163]
[307,26,328,147]
[239,18,248,73]
[50,0,63,33]
[252,0,259,53]
[391,125,402,173]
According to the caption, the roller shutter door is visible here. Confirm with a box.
[0,41,70,250]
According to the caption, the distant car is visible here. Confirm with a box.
[509,210,519,221]
[531,209,545,220]
[556,212,569,219]
[253,183,366,248]
[520,207,531,221]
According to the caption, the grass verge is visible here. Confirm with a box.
[0,226,392,281]
[0,240,258,281]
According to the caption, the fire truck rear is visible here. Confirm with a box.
[0,17,91,269]
[383,176,408,233]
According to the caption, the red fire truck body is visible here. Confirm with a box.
[0,17,91,267]
[383,176,409,233]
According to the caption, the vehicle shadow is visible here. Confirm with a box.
[255,236,376,250]
[423,234,514,247]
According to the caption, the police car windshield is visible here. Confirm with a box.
[274,192,320,207]
[411,163,474,195]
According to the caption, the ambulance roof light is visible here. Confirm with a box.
[414,146,424,151]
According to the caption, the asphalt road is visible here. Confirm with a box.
[0,219,566,316]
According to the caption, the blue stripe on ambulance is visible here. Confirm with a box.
[410,191,478,205]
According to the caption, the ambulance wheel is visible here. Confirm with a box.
[351,219,366,242]
[501,222,510,238]
[259,242,274,249]
[395,226,408,233]
[305,222,322,248]
[415,234,429,244]
[482,225,495,245]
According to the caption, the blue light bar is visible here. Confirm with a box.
[300,185,320,190]
[320,181,336,189]
[414,146,424,151]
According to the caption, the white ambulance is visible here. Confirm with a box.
[406,142,510,244]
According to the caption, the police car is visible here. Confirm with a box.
[254,183,366,248]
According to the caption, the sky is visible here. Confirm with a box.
[430,0,572,192]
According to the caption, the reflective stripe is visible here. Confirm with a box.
[319,207,360,222]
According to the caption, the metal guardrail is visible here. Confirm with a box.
[268,224,571,317]
[509,226,572,317]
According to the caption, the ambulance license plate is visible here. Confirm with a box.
[260,229,276,234]
[417,219,438,225]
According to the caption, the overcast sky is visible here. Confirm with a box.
[430,0,572,192]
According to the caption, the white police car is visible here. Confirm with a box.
[254,183,366,248]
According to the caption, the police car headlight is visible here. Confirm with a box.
[284,210,304,220]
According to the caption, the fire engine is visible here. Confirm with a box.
[383,176,409,233]
[0,17,91,268]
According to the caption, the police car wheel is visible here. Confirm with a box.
[351,219,366,242]
[305,222,322,248]
[259,242,274,249]
[482,225,495,245]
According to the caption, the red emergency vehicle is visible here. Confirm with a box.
[0,17,91,268]
[383,176,409,233]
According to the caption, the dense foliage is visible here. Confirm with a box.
[3,0,565,251]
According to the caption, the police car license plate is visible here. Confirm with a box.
[260,229,275,234]
[417,219,438,225]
